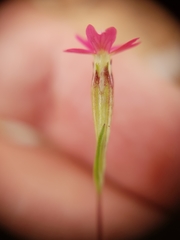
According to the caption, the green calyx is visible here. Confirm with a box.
[92,55,113,193]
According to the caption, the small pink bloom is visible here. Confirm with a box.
[65,24,140,55]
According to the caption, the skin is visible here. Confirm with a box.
[0,3,180,240]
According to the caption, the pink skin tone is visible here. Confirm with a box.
[0,2,180,240]
[65,24,140,54]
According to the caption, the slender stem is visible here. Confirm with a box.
[97,191,103,240]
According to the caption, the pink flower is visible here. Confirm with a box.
[65,24,140,55]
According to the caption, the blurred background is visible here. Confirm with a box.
[0,0,179,239]
[1,0,179,83]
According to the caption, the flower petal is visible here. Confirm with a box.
[110,44,122,52]
[110,38,140,54]
[100,27,117,52]
[76,35,94,51]
[64,48,93,54]
[86,24,100,53]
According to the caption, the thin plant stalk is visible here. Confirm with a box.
[97,191,103,240]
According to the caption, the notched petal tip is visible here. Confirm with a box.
[129,38,141,45]
[103,27,117,52]
[110,37,141,54]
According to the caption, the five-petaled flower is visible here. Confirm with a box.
[65,24,140,193]
[65,24,140,55]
